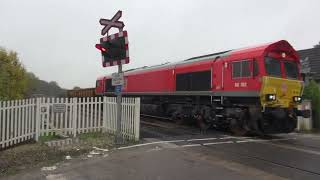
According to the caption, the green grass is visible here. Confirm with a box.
[38,134,62,143]
[78,132,106,140]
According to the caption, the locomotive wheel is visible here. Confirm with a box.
[229,111,249,136]
[229,119,248,136]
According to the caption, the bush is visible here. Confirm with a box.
[303,80,320,128]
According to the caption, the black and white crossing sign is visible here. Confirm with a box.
[99,10,125,36]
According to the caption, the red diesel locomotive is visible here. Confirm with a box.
[96,40,307,135]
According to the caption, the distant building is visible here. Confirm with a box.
[298,46,320,83]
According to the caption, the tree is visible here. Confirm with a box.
[0,46,67,99]
[49,81,58,87]
[25,72,39,96]
[0,48,28,100]
[314,42,320,48]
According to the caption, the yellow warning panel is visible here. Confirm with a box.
[260,76,303,108]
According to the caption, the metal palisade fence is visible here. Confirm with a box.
[0,97,140,149]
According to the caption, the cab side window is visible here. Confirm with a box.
[232,61,241,78]
[241,61,251,77]
[232,60,252,78]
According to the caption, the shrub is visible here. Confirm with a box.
[303,80,320,128]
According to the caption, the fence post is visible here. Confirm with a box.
[72,98,78,137]
[102,96,107,132]
[35,98,41,141]
[0,101,3,148]
[134,98,140,141]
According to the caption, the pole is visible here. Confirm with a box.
[115,64,123,144]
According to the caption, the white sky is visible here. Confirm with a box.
[0,0,319,89]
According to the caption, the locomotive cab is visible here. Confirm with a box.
[256,42,307,133]
[260,53,303,108]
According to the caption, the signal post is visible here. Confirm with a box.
[95,10,129,144]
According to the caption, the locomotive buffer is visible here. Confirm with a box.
[95,10,130,144]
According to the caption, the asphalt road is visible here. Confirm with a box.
[4,124,320,180]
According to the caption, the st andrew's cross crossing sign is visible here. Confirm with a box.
[99,10,125,36]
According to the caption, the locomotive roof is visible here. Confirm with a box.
[121,50,232,75]
[97,40,297,79]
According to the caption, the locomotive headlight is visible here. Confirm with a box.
[266,94,276,101]
[293,96,302,103]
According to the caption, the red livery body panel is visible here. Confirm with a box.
[96,40,301,97]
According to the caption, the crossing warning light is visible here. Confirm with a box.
[95,31,129,67]
[95,44,107,52]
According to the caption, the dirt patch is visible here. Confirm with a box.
[0,142,66,176]
[0,132,129,177]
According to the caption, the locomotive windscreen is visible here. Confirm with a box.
[176,70,211,91]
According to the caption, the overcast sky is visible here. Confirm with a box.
[0,0,319,89]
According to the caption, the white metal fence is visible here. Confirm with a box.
[0,97,140,149]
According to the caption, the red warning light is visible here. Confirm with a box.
[95,44,107,52]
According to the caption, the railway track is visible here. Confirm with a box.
[141,114,320,177]
[140,114,176,128]
[140,114,204,132]
[140,114,202,138]
[203,143,320,177]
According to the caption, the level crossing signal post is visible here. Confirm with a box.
[95,10,129,144]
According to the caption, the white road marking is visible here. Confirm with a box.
[93,146,109,152]
[235,140,252,143]
[247,139,269,142]
[117,142,161,150]
[248,138,296,143]
[116,136,297,150]
[181,144,202,147]
[258,141,320,156]
[270,138,297,141]
[186,137,217,142]
[203,141,234,146]
[218,137,234,139]
[163,140,186,143]
[117,140,185,150]
[219,136,251,140]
